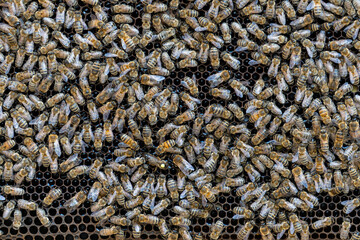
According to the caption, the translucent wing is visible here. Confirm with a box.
[54,139,61,157]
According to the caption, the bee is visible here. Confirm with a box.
[207,47,221,69]
[120,134,139,151]
[34,187,58,209]
[172,110,194,125]
[117,30,135,52]
[34,207,51,228]
[341,197,360,214]
[341,218,351,240]
[209,220,224,240]
[98,226,122,237]
[181,75,199,97]
[3,185,25,196]
[0,55,14,75]
[15,199,37,212]
[237,222,254,240]
[11,209,22,230]
[48,134,61,157]
[14,168,28,185]
[2,121,13,140]
[150,198,170,216]
[311,217,333,230]
[3,200,16,220]
[200,185,216,203]
[219,52,240,70]
[340,47,357,63]
[63,190,87,213]
[246,22,266,40]
[3,160,14,182]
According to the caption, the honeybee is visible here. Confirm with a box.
[14,167,28,185]
[237,222,254,240]
[341,218,351,240]
[16,199,37,212]
[120,134,139,151]
[3,200,15,220]
[209,220,224,240]
[64,190,87,213]
[341,197,360,214]
[35,207,51,228]
[59,153,81,174]
[220,52,240,70]
[38,187,59,208]
[3,185,25,196]
[311,217,333,230]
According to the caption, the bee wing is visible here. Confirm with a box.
[37,152,43,166]
[134,88,144,101]
[66,126,75,139]
[201,195,207,207]
[149,196,156,211]
[206,72,221,81]
[320,1,329,9]
[248,60,260,66]
[329,58,341,64]
[269,22,282,27]
[352,29,359,40]
[344,204,356,214]
[102,109,111,122]
[81,20,88,30]
[89,106,99,121]
[6,124,14,139]
[322,151,335,162]
[228,0,234,10]
[163,184,168,196]
[103,63,110,76]
[276,230,286,240]
[115,156,126,163]
[304,46,313,58]
[180,188,189,199]
[120,38,127,52]
[341,200,351,206]
[235,46,248,52]
[90,208,105,218]
[90,130,95,142]
[232,214,244,220]
[101,130,106,141]
[154,181,160,193]
[81,140,88,153]
[149,75,165,82]
[314,180,321,193]
[119,69,131,77]
[29,116,39,125]
[0,194,4,201]
[183,158,195,171]
[194,26,207,32]
[104,53,118,58]
[54,139,61,157]
[247,173,256,182]
[306,1,315,10]
[344,22,355,33]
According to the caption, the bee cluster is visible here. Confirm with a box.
[2,0,360,239]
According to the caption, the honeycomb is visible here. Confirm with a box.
[0,0,359,239]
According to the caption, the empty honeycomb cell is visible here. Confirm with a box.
[200,225,209,233]
[69,225,77,233]
[20,226,28,234]
[333,210,340,217]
